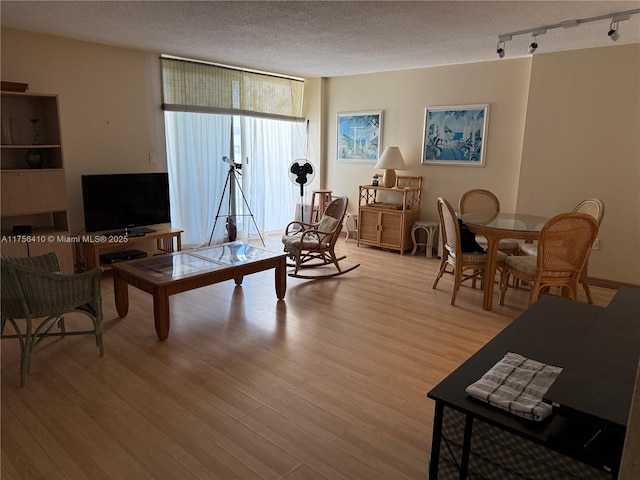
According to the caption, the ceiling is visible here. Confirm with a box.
[2,1,639,78]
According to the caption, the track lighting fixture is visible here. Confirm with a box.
[608,20,620,41]
[495,8,639,58]
[528,35,538,54]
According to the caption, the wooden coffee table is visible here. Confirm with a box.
[111,242,287,340]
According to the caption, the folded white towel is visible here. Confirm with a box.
[465,352,563,422]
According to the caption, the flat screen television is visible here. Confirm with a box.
[81,172,171,233]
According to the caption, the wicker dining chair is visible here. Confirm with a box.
[282,196,360,279]
[1,252,104,387]
[459,189,521,255]
[519,199,605,303]
[499,212,598,307]
[433,197,507,305]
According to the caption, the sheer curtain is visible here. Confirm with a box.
[165,111,305,247]
[239,116,305,236]
[164,111,231,247]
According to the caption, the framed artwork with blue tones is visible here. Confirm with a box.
[337,111,383,163]
[422,104,489,166]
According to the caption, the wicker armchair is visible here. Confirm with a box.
[519,199,605,303]
[499,212,598,307]
[1,252,104,386]
[459,189,521,255]
[433,197,507,305]
[282,196,359,278]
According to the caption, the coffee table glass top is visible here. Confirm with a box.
[122,242,283,279]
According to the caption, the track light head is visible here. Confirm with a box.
[528,37,538,54]
[496,41,505,59]
[608,21,620,41]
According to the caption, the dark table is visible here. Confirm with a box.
[427,288,640,479]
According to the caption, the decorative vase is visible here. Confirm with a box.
[25,149,43,169]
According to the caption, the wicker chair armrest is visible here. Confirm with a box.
[285,220,317,235]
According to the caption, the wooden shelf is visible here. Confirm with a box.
[1,92,73,272]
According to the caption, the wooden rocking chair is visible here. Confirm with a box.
[282,196,360,279]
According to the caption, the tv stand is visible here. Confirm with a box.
[79,227,182,270]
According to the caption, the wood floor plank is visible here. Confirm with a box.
[1,234,617,479]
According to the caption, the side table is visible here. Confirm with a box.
[344,213,358,242]
[411,220,439,258]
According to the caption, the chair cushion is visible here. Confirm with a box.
[317,215,339,242]
[476,236,521,252]
[519,242,538,256]
[505,255,538,275]
[282,235,328,252]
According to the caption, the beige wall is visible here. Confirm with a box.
[319,59,532,221]
[1,28,166,234]
[518,44,640,285]
[317,45,639,284]
[2,27,638,284]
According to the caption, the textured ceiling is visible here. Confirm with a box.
[2,1,639,78]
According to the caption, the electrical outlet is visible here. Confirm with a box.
[592,238,600,250]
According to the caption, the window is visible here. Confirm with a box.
[162,57,306,247]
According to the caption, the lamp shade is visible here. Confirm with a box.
[375,146,406,187]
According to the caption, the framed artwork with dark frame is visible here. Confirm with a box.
[336,110,383,163]
[422,104,489,166]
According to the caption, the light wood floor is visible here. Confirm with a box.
[1,236,616,480]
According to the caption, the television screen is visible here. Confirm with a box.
[81,173,171,233]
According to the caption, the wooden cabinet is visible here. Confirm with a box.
[357,176,422,254]
[1,92,74,272]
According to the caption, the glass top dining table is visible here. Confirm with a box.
[460,212,549,310]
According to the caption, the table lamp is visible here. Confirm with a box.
[375,146,407,188]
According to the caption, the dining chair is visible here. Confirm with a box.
[433,197,507,305]
[1,252,104,386]
[519,199,605,303]
[499,212,598,307]
[459,189,521,255]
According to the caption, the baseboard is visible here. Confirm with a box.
[589,277,640,290]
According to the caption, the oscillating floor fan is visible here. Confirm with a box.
[288,158,315,223]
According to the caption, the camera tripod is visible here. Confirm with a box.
[207,161,265,246]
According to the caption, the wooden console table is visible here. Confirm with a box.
[79,227,183,269]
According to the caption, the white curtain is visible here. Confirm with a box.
[239,116,305,236]
[164,111,305,247]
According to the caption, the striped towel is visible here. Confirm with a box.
[465,352,563,422]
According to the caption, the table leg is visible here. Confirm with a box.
[275,258,287,300]
[482,235,499,311]
[153,286,170,341]
[234,275,244,286]
[460,414,474,478]
[113,270,129,317]
[428,402,444,479]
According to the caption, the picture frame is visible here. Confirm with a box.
[421,104,489,166]
[336,110,383,163]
